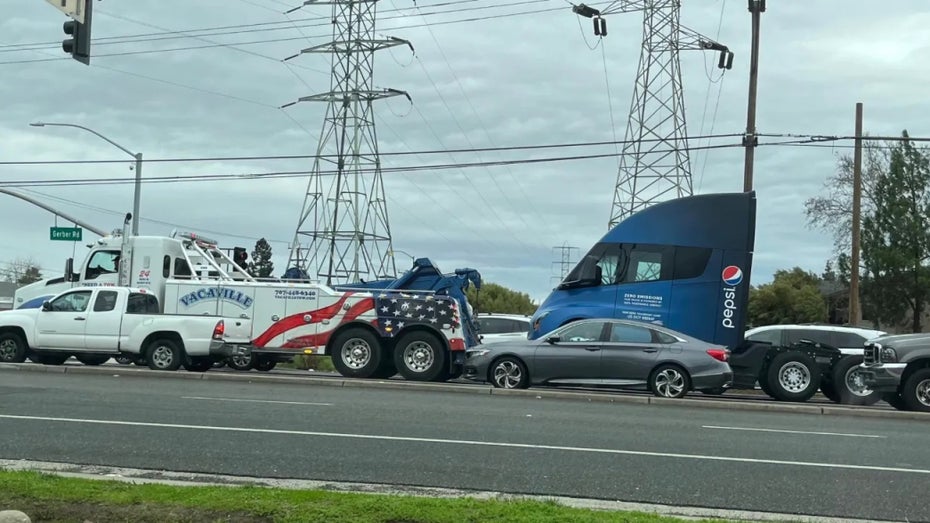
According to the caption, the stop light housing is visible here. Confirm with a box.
[62,0,92,65]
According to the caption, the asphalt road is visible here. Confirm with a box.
[1,371,928,522]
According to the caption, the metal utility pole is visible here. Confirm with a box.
[573,2,734,229]
[849,102,864,325]
[550,243,580,285]
[743,0,765,192]
[282,0,412,285]
[30,121,143,235]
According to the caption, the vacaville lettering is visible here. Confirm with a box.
[180,287,253,309]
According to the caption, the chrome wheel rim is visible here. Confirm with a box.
[779,361,811,393]
[230,352,252,368]
[845,365,872,397]
[654,368,685,397]
[402,341,434,373]
[917,379,930,407]
[492,360,522,388]
[341,338,371,370]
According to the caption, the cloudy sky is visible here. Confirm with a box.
[1,0,926,302]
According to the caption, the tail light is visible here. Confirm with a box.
[212,320,225,340]
[706,348,729,362]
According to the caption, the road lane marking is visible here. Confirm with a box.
[1,414,926,475]
[181,396,333,407]
[702,425,886,439]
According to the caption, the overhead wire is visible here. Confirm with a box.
[0,133,745,166]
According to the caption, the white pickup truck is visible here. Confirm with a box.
[0,286,250,371]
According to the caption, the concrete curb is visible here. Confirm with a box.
[2,362,929,421]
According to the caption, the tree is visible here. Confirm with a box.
[747,267,828,326]
[465,282,538,316]
[804,138,891,253]
[861,131,930,332]
[249,238,274,278]
[1,257,43,285]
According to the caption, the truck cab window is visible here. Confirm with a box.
[127,293,159,314]
[174,258,193,279]
[49,291,92,312]
[619,244,671,283]
[93,291,119,312]
[84,250,121,281]
[563,243,623,286]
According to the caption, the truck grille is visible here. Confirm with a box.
[863,343,879,365]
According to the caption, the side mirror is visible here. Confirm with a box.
[64,258,74,282]
[545,335,560,344]
[41,301,51,311]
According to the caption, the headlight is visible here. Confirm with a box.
[466,349,490,359]
[881,347,897,362]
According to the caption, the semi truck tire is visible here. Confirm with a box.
[227,351,253,371]
[330,328,384,379]
[253,358,277,372]
[393,330,447,382]
[832,356,881,406]
[184,356,214,372]
[765,352,821,402]
[32,352,70,365]
[114,355,134,365]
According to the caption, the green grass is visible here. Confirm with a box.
[0,469,733,523]
[278,354,337,372]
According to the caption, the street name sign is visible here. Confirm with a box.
[44,0,86,24]
[50,226,83,242]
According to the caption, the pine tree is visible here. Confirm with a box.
[861,131,930,332]
[250,238,275,279]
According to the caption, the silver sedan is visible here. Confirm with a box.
[462,318,734,398]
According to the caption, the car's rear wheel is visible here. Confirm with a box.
[649,364,691,398]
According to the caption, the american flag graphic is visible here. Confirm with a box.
[372,292,460,338]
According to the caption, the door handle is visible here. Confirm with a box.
[584,346,600,352]
[642,348,657,353]
[75,317,86,321]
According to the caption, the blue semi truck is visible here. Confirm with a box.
[526,191,856,403]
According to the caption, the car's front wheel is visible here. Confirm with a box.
[489,356,529,389]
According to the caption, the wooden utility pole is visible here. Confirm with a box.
[743,0,765,192]
[849,102,864,326]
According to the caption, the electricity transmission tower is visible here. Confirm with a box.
[550,243,580,285]
[572,1,734,229]
[282,0,412,285]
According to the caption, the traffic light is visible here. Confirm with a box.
[233,247,249,268]
[62,0,93,65]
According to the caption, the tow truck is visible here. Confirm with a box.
[14,214,482,382]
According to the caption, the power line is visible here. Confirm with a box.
[0,0,579,65]
[0,142,745,188]
[0,132,744,166]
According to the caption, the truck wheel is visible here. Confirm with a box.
[183,356,213,372]
[114,355,134,365]
[649,364,691,398]
[253,358,277,372]
[33,352,70,365]
[146,338,184,371]
[882,392,909,411]
[819,380,840,403]
[901,368,930,413]
[0,332,28,363]
[832,356,881,406]
[766,352,821,402]
[330,328,384,379]
[393,330,446,382]
[76,354,111,366]
[227,351,253,371]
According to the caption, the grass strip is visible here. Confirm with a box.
[0,469,731,523]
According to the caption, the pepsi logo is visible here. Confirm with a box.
[722,265,743,286]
